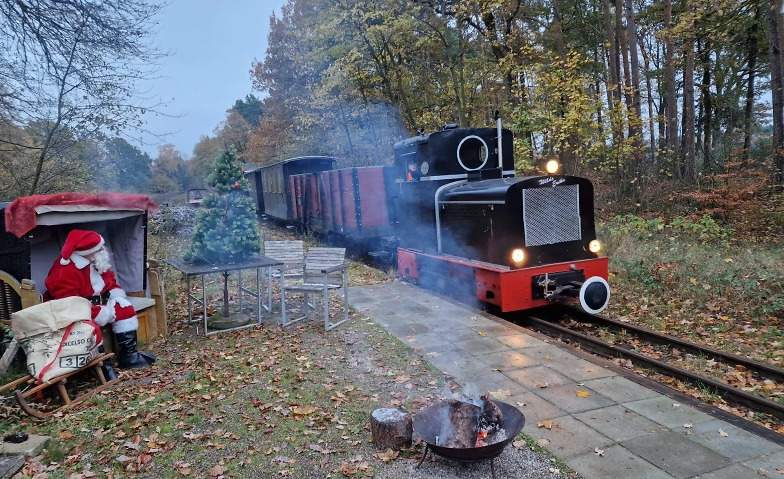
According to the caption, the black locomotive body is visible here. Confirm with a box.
[246,124,610,314]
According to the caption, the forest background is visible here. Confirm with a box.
[2,0,784,225]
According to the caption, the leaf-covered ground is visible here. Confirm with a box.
[1,228,576,479]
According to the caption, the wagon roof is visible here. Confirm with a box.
[3,192,158,238]
[246,156,337,173]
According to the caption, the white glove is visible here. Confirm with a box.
[112,296,131,308]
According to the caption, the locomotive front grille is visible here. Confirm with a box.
[522,184,581,246]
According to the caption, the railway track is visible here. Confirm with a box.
[507,305,784,422]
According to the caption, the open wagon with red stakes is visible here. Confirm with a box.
[0,192,166,418]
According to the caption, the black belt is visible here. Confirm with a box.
[87,292,110,305]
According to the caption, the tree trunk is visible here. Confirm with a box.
[681,36,696,183]
[625,0,643,167]
[603,0,621,145]
[699,41,714,174]
[552,0,577,172]
[616,0,633,113]
[742,5,762,165]
[643,46,656,164]
[663,0,678,163]
[769,0,784,183]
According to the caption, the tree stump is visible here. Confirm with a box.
[370,408,412,450]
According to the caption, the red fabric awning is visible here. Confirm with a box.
[5,192,159,238]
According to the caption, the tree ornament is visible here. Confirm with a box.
[234,182,240,189]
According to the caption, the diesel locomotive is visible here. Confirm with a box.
[244,122,610,314]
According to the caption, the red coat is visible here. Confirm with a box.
[44,259,137,328]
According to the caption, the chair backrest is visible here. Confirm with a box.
[263,240,305,270]
[304,247,346,285]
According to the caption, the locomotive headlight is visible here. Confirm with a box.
[511,248,525,263]
[420,161,430,175]
[588,240,602,253]
[545,159,560,174]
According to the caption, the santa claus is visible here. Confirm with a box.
[44,229,156,369]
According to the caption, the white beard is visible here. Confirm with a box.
[92,248,112,274]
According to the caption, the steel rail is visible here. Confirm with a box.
[519,313,784,421]
[549,305,784,384]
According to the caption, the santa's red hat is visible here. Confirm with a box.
[60,230,105,265]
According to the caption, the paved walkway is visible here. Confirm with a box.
[349,281,784,479]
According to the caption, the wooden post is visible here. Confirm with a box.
[147,259,167,338]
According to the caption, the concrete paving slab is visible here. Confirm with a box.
[496,333,550,349]
[0,434,50,456]
[503,365,576,389]
[469,321,521,337]
[741,449,784,478]
[580,375,661,403]
[573,405,669,442]
[565,444,675,479]
[553,358,616,382]
[685,419,782,462]
[433,328,486,344]
[532,383,617,414]
[382,321,434,338]
[399,332,454,352]
[622,395,715,429]
[473,349,539,370]
[506,391,568,425]
[454,337,511,355]
[525,415,613,459]
[621,431,732,478]
[457,373,529,398]
[691,463,764,479]
[517,344,579,363]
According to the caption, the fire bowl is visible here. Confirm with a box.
[413,400,526,462]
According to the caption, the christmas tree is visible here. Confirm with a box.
[184,146,260,264]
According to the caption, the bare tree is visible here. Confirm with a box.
[0,0,167,195]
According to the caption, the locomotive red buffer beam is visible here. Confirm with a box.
[398,248,609,313]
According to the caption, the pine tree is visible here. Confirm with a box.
[184,146,260,264]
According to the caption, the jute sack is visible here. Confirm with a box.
[12,297,99,383]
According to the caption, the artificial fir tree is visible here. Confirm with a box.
[184,146,260,321]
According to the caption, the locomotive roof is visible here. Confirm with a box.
[442,175,590,201]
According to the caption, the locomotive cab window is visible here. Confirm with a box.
[457,135,489,171]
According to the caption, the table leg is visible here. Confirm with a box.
[238,269,243,314]
[280,271,286,326]
[202,274,207,336]
[257,268,262,324]
[187,275,193,322]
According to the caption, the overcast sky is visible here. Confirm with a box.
[138,0,287,158]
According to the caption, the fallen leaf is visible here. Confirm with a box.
[594,447,604,456]
[535,382,549,389]
[537,419,553,429]
[512,440,527,450]
[536,439,550,446]
[719,429,729,437]
[208,464,227,477]
[478,331,487,336]
[576,390,590,398]
[292,405,320,415]
[684,424,693,428]
[373,449,399,462]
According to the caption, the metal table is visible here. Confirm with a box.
[164,256,285,335]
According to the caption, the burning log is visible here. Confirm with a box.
[370,408,412,450]
[436,393,504,449]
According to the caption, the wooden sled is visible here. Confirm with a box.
[0,353,119,419]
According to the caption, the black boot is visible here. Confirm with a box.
[97,345,118,381]
[114,330,156,369]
